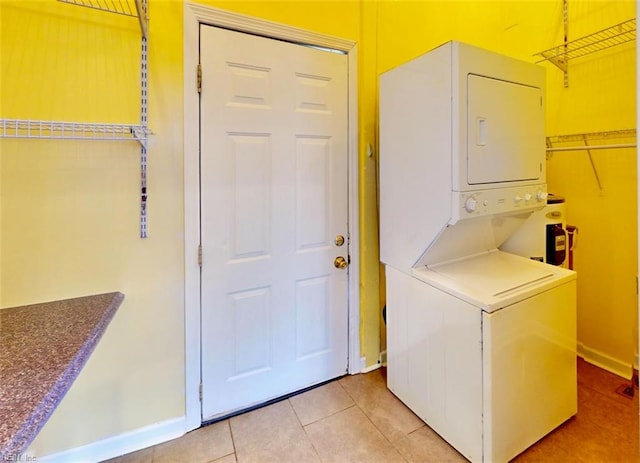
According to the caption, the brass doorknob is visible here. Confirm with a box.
[334,256,348,269]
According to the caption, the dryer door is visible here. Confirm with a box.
[466,75,544,185]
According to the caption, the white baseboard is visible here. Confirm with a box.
[361,362,381,373]
[379,350,387,367]
[360,354,382,373]
[578,342,633,379]
[35,416,186,463]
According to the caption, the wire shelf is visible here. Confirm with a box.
[57,0,148,38]
[535,18,636,71]
[546,129,636,192]
[57,0,137,17]
[547,128,636,146]
[0,119,150,145]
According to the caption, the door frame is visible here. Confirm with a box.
[183,2,360,431]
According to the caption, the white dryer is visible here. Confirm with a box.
[380,41,576,463]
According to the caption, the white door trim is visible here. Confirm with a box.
[183,2,360,431]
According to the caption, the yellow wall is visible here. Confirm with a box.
[375,0,637,375]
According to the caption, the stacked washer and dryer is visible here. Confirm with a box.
[379,42,577,463]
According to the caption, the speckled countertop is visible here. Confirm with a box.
[0,292,124,459]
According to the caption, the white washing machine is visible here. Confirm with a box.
[379,42,577,462]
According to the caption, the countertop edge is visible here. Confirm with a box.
[1,292,125,458]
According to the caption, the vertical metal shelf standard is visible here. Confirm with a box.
[534,0,635,88]
[0,0,150,238]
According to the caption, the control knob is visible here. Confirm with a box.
[464,196,477,213]
[536,190,548,202]
[524,193,532,202]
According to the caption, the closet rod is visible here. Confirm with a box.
[546,143,636,152]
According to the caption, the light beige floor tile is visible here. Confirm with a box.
[339,369,423,442]
[304,405,406,463]
[103,446,154,463]
[106,359,637,463]
[392,425,467,463]
[153,420,234,463]
[578,384,639,440]
[511,436,579,463]
[289,381,355,426]
[230,400,320,463]
[545,414,638,463]
[577,358,637,406]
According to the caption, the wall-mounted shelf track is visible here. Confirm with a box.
[534,0,635,87]
[546,129,637,192]
[0,0,150,237]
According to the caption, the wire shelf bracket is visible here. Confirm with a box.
[534,1,635,88]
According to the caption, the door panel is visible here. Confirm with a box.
[199,25,349,421]
[296,136,331,248]
[230,134,271,258]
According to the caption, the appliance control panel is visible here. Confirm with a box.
[451,185,547,224]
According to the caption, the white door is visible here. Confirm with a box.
[199,25,350,421]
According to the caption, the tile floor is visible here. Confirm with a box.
[107,358,638,463]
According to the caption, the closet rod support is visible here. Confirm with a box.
[583,135,603,192]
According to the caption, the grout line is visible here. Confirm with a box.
[300,402,358,428]
[204,451,235,463]
[291,381,358,426]
[226,419,238,461]
[288,396,306,427]
[300,425,324,463]
[286,397,325,463]
[337,376,411,460]
[356,408,410,463]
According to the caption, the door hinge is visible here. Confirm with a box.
[198,244,203,267]
[199,383,203,402]
[197,63,202,94]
